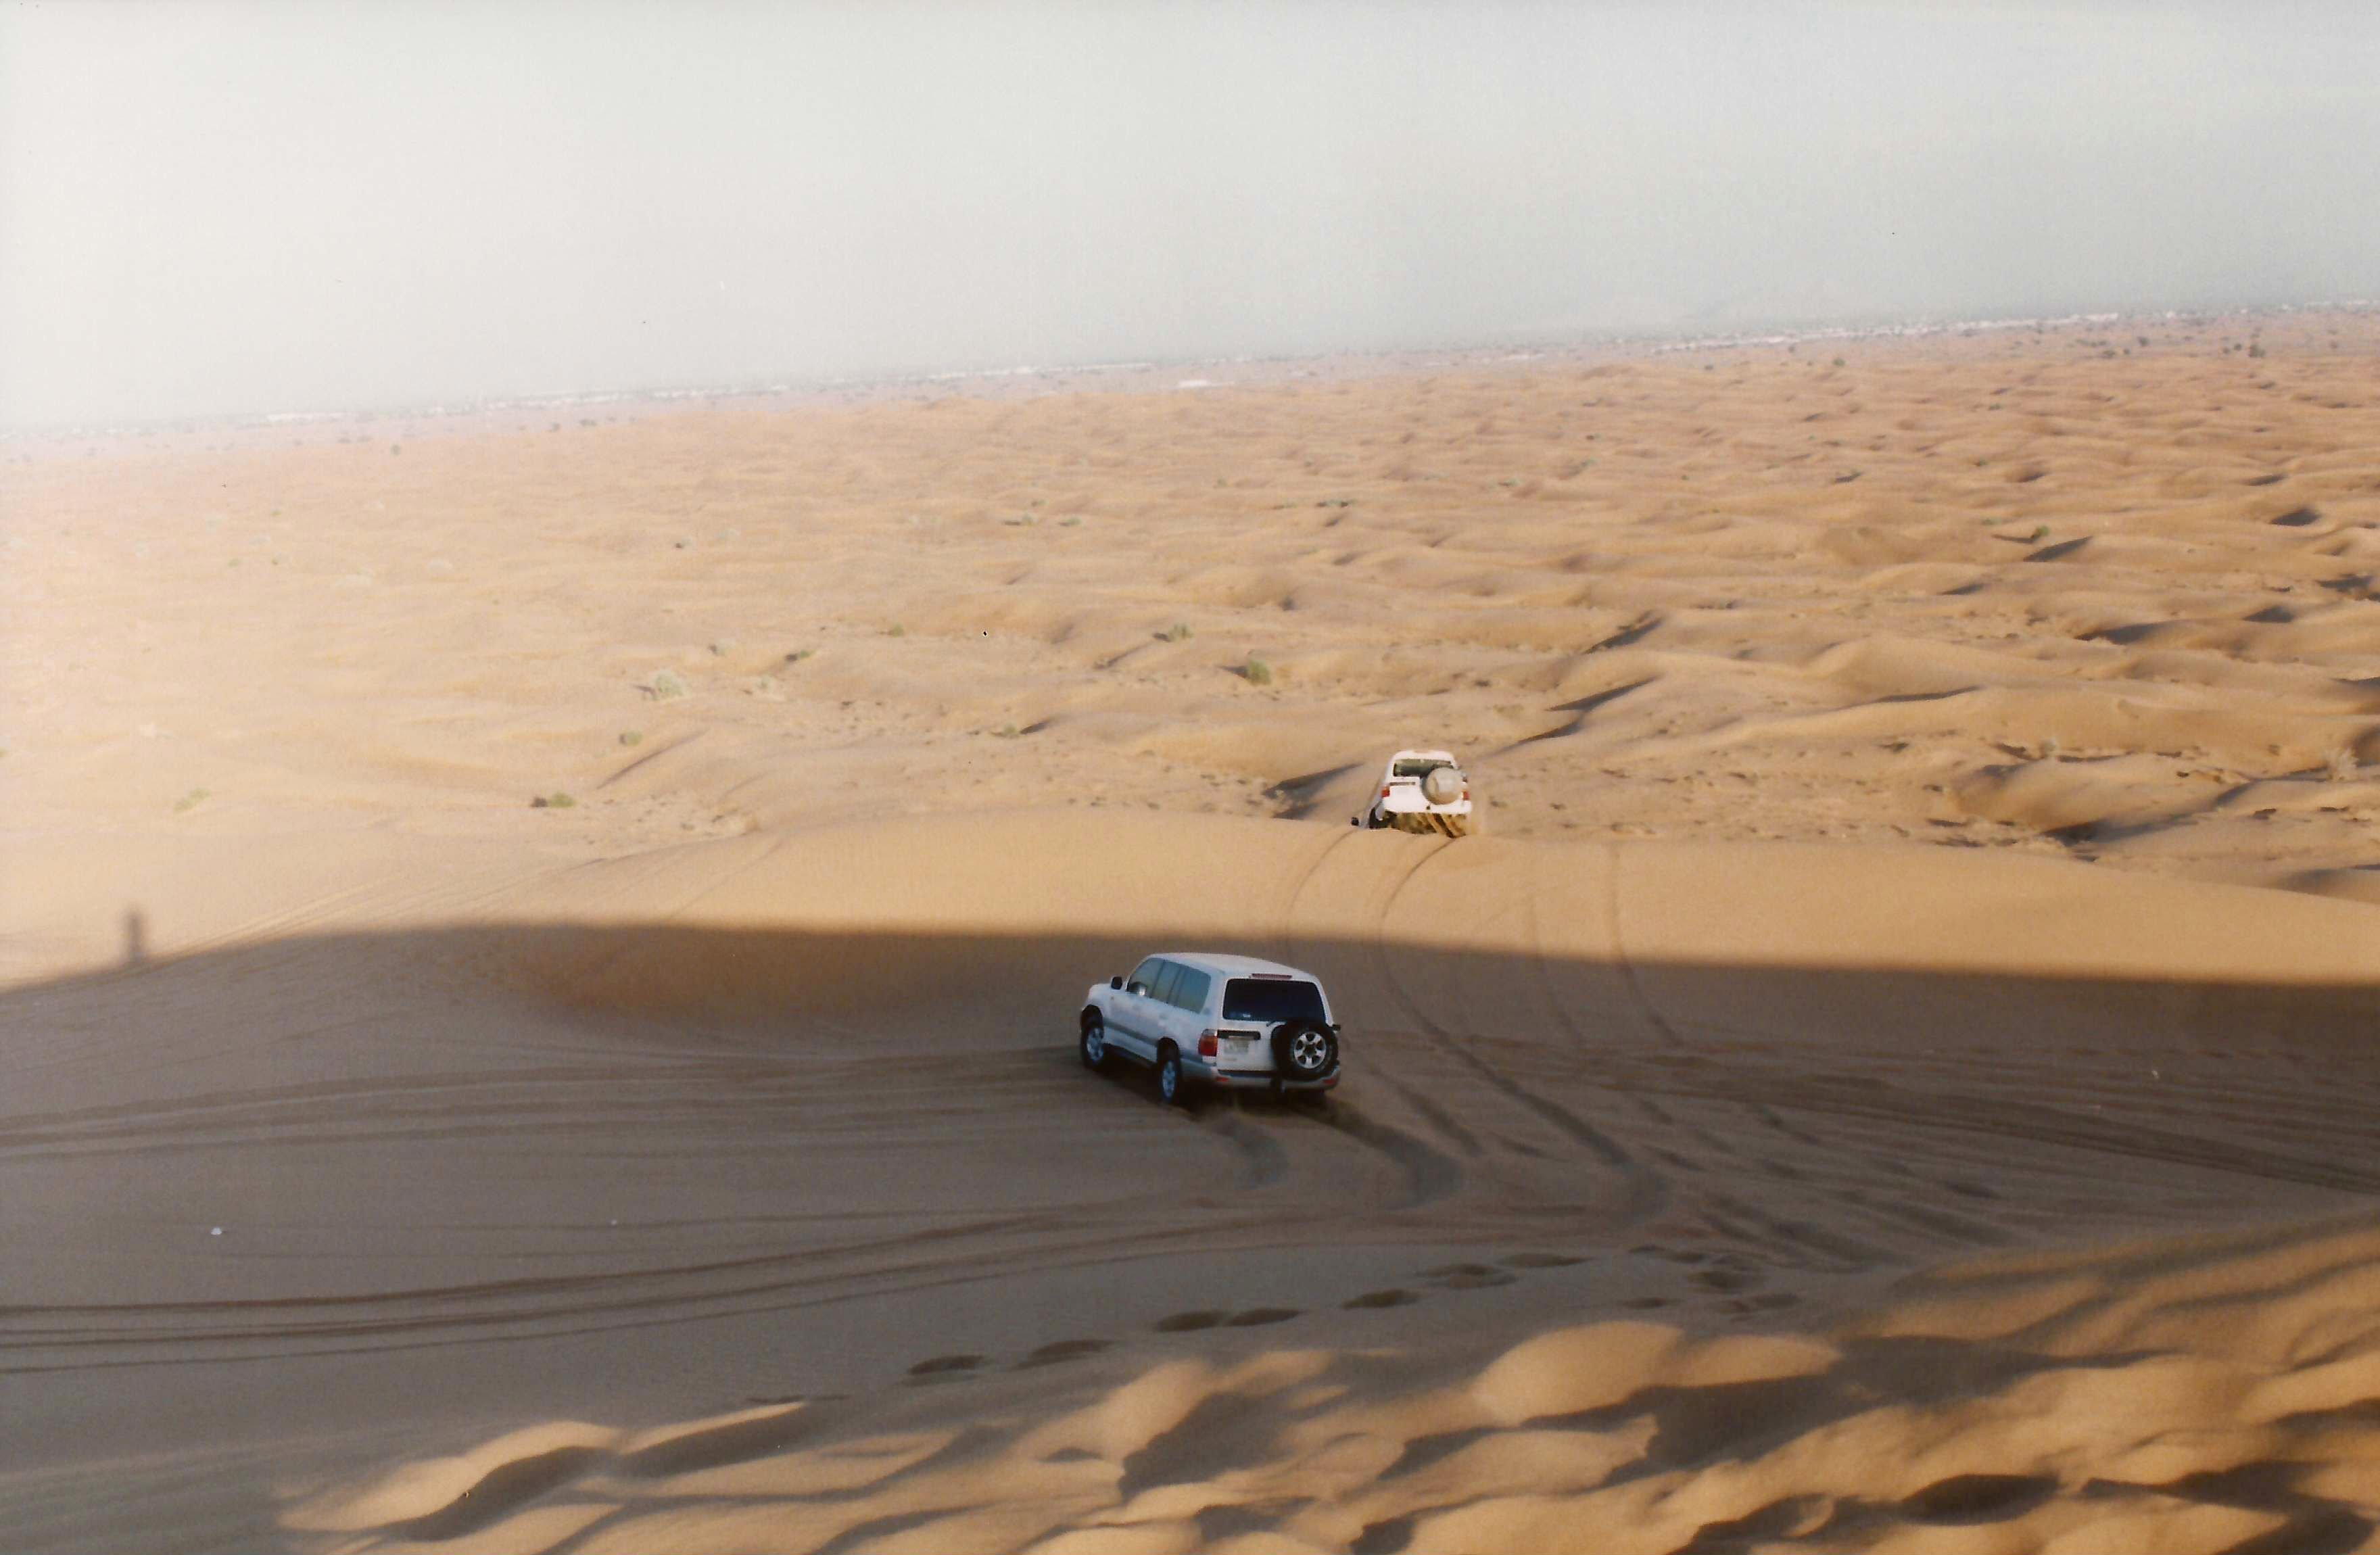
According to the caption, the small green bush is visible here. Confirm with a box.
[532,792,576,809]
[1244,656,1275,686]
[1163,623,1193,642]
[648,669,688,700]
[619,731,644,746]
[886,624,905,638]
[174,787,210,813]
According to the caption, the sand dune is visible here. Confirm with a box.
[277,1214,2380,1555]
[9,814,2380,1550]
[7,314,2380,1550]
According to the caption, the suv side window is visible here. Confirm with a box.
[1170,966,1212,1013]
[1127,957,1166,997]
[1147,960,1183,1007]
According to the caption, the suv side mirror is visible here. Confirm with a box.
[1109,976,1123,990]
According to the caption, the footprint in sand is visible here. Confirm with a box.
[1689,1267,1761,1293]
[1016,1339,1111,1369]
[1421,1262,1517,1290]
[1342,1288,1421,1310]
[906,1354,985,1381]
[1155,1307,1301,1332]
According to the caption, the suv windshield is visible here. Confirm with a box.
[1221,978,1327,1025]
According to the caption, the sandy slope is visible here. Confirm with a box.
[273,1216,2380,1555]
[6,314,2380,1552]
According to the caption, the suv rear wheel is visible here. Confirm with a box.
[1156,1043,1188,1107]
[1080,1013,1110,1071]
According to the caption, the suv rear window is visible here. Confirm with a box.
[1392,759,1449,778]
[1222,978,1327,1024]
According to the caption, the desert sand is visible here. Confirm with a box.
[6,311,2380,1552]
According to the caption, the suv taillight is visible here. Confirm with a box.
[1197,1030,1218,1059]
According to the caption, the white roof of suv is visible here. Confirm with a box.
[1149,951,1318,980]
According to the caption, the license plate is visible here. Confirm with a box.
[1224,1040,1251,1058]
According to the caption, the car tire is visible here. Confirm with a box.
[1080,1013,1110,1072]
[1156,1043,1189,1107]
[1273,1020,1337,1082]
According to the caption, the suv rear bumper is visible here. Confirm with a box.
[1182,1057,1340,1092]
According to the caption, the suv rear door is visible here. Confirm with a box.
[1220,976,1331,1072]
[1158,963,1214,1062]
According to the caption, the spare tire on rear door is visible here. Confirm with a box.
[1272,1019,1337,1081]
[1421,765,1463,805]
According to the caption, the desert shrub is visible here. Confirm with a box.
[532,792,576,809]
[620,731,644,746]
[648,669,688,700]
[886,625,905,638]
[174,787,210,813]
[1244,655,1275,686]
[1163,623,1193,642]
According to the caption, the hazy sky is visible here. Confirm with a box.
[3,2,2377,427]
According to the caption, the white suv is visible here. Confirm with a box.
[1356,749,1473,836]
[1080,953,1341,1106]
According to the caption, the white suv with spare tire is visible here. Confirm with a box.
[1080,953,1341,1106]
[1357,749,1473,836]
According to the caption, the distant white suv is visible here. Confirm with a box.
[1357,749,1473,836]
[1080,953,1341,1106]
